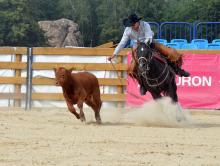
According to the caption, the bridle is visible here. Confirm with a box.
[137,43,170,87]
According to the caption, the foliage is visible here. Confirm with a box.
[0,0,219,46]
[0,0,47,46]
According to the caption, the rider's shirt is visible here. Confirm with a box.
[113,21,154,56]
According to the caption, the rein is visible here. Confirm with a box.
[141,64,170,87]
[109,59,146,102]
[137,45,170,87]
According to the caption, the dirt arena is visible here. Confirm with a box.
[0,98,220,166]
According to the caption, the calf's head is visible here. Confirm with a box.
[54,67,74,86]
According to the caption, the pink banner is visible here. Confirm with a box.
[126,52,220,109]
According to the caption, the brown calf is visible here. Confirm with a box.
[54,67,102,123]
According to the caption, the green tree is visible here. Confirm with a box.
[57,0,171,45]
[163,0,220,22]
[28,0,61,21]
[1,0,219,46]
[58,0,100,46]
[0,0,46,46]
[96,0,128,44]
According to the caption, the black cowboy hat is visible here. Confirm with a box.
[123,14,142,27]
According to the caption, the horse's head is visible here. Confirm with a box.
[54,67,75,86]
[136,42,153,71]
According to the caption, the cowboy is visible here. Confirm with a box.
[108,13,190,95]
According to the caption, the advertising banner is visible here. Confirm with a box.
[126,53,220,109]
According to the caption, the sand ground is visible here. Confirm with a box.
[0,99,220,166]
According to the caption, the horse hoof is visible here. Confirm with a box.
[176,115,186,122]
[96,119,102,124]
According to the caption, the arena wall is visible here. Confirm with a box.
[0,47,219,109]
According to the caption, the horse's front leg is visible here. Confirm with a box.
[66,101,80,119]
[167,81,186,121]
[150,91,162,100]
[167,80,178,103]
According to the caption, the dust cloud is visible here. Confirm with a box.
[85,97,195,127]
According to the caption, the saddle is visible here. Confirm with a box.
[153,42,183,67]
[127,42,183,82]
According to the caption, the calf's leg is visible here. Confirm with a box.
[66,102,80,119]
[77,100,86,122]
[85,96,102,124]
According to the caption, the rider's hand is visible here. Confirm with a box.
[144,38,152,45]
[108,54,116,61]
[133,47,138,52]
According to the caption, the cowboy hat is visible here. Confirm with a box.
[123,14,142,27]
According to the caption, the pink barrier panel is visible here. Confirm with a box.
[126,52,220,109]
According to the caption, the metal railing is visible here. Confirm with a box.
[149,22,160,39]
[193,22,220,42]
[159,22,192,42]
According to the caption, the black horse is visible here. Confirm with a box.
[136,42,178,102]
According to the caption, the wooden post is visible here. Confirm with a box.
[117,56,124,108]
[14,54,22,107]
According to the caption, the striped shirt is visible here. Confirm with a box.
[113,21,154,56]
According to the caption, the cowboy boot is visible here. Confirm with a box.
[152,41,190,77]
[176,68,190,77]
[169,62,190,77]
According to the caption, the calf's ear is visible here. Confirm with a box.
[68,67,76,73]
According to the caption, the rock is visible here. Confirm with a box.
[38,18,83,47]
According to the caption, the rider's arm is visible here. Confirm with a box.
[113,28,130,57]
[143,21,154,44]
